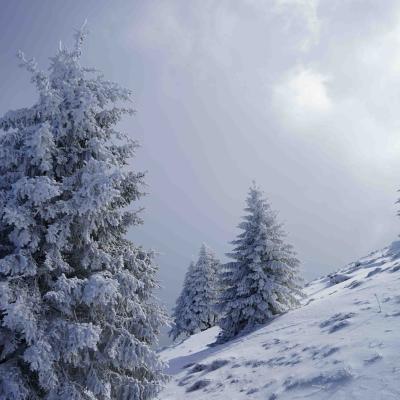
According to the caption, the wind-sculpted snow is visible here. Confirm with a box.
[159,241,400,399]
[319,312,356,333]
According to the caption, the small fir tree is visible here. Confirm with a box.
[0,27,167,400]
[218,183,303,341]
[169,244,220,341]
[168,261,195,341]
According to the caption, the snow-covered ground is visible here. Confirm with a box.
[159,241,400,399]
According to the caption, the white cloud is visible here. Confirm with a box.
[275,0,320,50]
[273,67,331,124]
[125,0,321,74]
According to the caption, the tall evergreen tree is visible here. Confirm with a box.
[169,244,220,341]
[0,27,167,400]
[218,184,303,341]
[168,261,195,341]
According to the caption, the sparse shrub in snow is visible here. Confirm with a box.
[185,379,211,392]
[283,367,353,390]
[217,183,303,341]
[0,27,167,399]
[328,273,350,285]
[169,244,221,341]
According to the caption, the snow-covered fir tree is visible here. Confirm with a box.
[218,183,303,342]
[0,27,167,400]
[168,261,195,341]
[169,244,220,341]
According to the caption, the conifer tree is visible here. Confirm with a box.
[218,184,303,341]
[169,244,220,341]
[168,261,195,341]
[0,27,167,400]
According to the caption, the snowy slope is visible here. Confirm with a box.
[159,241,400,400]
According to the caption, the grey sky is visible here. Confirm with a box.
[1,0,400,314]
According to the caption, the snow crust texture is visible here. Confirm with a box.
[160,241,400,400]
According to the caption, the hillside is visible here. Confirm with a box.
[159,241,400,399]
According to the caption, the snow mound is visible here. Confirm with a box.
[159,242,400,399]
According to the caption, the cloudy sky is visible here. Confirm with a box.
[1,0,400,313]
